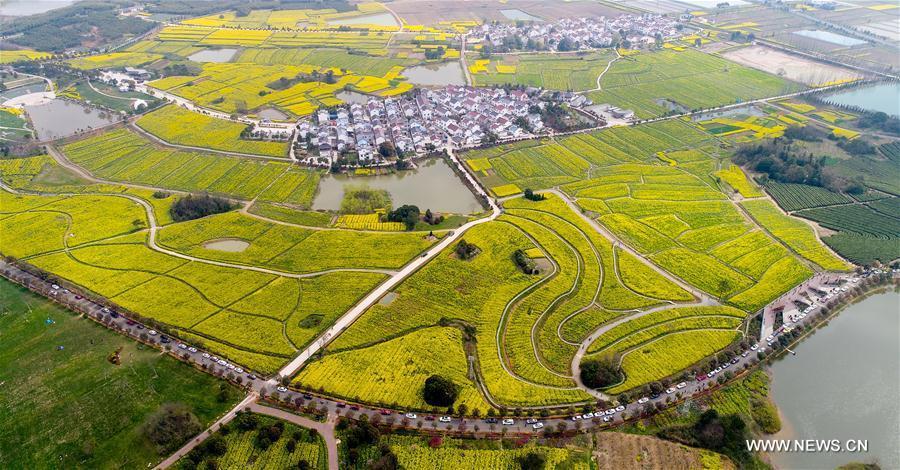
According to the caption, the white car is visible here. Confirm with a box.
[526,418,538,424]
[582,413,594,419]
[405,413,417,420]
[571,415,582,421]
[605,409,616,415]
[502,418,515,425]
[178,343,187,349]
[532,422,544,430]
[276,386,288,393]
[637,397,649,404]
[227,364,236,370]
[188,347,198,353]
[741,351,749,358]
[202,353,210,358]
[602,416,612,422]
[615,405,625,412]
[666,387,676,394]
[217,360,227,366]
[439,416,452,423]
[750,344,759,351]
[51,284,60,290]
[676,382,687,389]
[235,367,244,373]
[148,330,158,336]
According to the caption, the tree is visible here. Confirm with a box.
[169,194,237,222]
[378,141,396,158]
[423,375,459,407]
[519,451,547,469]
[387,205,420,231]
[580,356,623,389]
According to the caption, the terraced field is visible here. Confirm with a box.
[60,128,322,207]
[294,192,697,408]
[0,187,442,375]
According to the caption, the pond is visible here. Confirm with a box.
[792,30,866,47]
[767,290,899,470]
[25,99,119,140]
[402,62,467,87]
[202,239,250,252]
[692,105,766,121]
[822,82,900,117]
[187,48,238,63]
[336,90,372,105]
[257,107,289,121]
[500,9,543,22]
[312,158,483,214]
[326,12,398,27]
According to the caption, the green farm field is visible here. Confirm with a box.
[136,105,289,157]
[60,128,322,207]
[469,50,616,91]
[0,186,437,374]
[0,279,242,469]
[587,49,803,119]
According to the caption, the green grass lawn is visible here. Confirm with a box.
[0,278,242,468]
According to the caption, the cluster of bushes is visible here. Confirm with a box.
[523,189,546,201]
[142,403,202,454]
[579,356,623,389]
[734,139,864,194]
[455,239,480,260]
[338,417,397,468]
[170,194,238,222]
[387,204,420,231]
[513,249,539,274]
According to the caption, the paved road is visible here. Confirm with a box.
[275,146,499,379]
[2,237,884,464]
[154,393,259,470]
[248,403,339,470]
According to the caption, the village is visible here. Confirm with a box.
[295,85,555,167]
[468,14,682,51]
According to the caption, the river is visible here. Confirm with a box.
[312,158,482,214]
[767,290,899,470]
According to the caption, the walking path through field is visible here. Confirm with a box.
[274,146,500,379]
[247,403,340,470]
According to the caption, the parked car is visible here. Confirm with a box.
[582,413,594,419]
[502,418,515,425]
[697,374,708,381]
[148,330,158,336]
[439,416,452,423]
[188,347,198,353]
[666,387,676,394]
[602,416,612,423]
[750,344,759,351]
[676,382,687,389]
[405,413,417,420]
[484,418,498,424]
[526,418,538,424]
[637,397,649,404]
[276,386,288,393]
[532,422,544,430]
[202,353,210,358]
[247,374,257,380]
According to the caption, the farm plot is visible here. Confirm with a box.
[715,164,762,197]
[294,327,491,413]
[0,280,242,469]
[0,190,393,374]
[607,330,741,394]
[741,199,851,271]
[180,414,325,470]
[136,105,289,157]
[386,435,588,470]
[587,49,803,119]
[314,221,592,407]
[765,182,852,211]
[794,204,900,239]
[470,50,616,91]
[149,62,410,117]
[157,211,434,273]
[60,128,322,207]
[67,52,162,70]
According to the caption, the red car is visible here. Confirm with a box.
[380,409,392,415]
[697,374,708,381]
